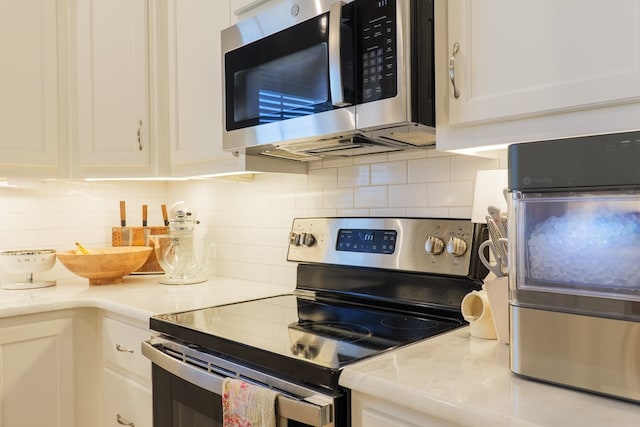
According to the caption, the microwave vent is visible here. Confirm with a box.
[385,130,437,146]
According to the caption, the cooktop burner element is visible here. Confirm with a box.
[149,217,488,390]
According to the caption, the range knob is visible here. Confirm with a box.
[289,232,301,246]
[424,236,445,255]
[446,237,467,257]
[300,232,316,247]
[289,232,316,247]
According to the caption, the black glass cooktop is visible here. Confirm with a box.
[150,294,464,389]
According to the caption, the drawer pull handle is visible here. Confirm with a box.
[116,344,134,354]
[117,414,135,426]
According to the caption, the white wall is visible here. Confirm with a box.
[0,149,506,286]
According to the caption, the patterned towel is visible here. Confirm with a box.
[222,378,279,427]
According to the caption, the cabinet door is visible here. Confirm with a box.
[102,367,152,427]
[166,0,230,176]
[230,0,281,23]
[102,317,151,381]
[75,0,152,177]
[446,0,640,126]
[0,318,74,427]
[0,0,66,177]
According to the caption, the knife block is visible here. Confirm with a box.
[112,226,168,273]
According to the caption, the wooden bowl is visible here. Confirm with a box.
[56,246,152,285]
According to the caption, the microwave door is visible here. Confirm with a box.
[222,1,356,153]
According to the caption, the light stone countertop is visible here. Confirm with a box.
[0,274,294,324]
[2,276,638,426]
[339,327,640,427]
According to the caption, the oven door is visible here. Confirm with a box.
[142,338,339,427]
[222,0,356,152]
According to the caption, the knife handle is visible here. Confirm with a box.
[161,204,169,226]
[142,204,148,227]
[119,201,126,227]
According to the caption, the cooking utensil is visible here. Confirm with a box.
[488,205,508,238]
[479,238,508,277]
[486,215,508,267]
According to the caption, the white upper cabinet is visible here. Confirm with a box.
[164,0,230,176]
[0,0,67,177]
[164,0,305,176]
[437,0,640,151]
[230,0,281,23]
[73,0,159,178]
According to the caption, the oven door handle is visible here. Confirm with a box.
[141,340,333,427]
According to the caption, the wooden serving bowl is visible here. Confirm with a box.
[56,246,152,285]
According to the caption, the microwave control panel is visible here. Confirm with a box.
[359,0,397,103]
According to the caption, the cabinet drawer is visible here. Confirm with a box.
[103,367,152,427]
[102,317,151,381]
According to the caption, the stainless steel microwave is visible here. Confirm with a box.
[221,0,435,161]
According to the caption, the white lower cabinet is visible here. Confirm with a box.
[103,368,152,427]
[352,392,461,427]
[101,316,153,427]
[0,317,74,427]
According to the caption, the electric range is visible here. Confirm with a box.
[144,217,488,426]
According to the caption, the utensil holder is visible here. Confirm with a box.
[483,275,510,344]
[112,226,168,273]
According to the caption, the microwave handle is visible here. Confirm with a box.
[141,340,333,427]
[329,1,350,107]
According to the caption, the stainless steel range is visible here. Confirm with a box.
[142,217,488,426]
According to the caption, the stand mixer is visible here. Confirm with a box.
[0,249,57,289]
[151,202,210,285]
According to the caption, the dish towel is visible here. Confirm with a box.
[222,378,279,427]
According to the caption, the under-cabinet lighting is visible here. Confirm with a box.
[84,171,260,182]
[0,178,17,188]
[85,177,190,182]
[449,143,510,156]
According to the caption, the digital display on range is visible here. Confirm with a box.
[336,229,396,254]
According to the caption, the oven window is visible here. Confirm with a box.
[153,365,221,426]
[152,365,316,427]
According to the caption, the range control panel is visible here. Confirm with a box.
[287,217,481,277]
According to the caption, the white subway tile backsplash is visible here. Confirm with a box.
[371,161,407,185]
[338,164,370,187]
[428,181,474,207]
[450,154,500,181]
[322,188,354,209]
[354,186,388,208]
[369,207,407,217]
[408,156,450,183]
[0,149,507,286]
[406,207,449,218]
[336,208,369,217]
[308,168,338,189]
[388,183,428,207]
